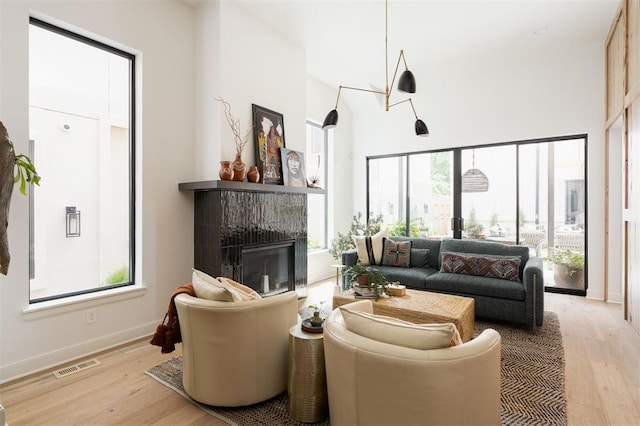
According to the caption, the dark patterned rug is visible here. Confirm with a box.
[146,311,565,426]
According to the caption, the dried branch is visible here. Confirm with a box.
[215,97,252,155]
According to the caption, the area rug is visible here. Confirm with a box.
[146,311,565,426]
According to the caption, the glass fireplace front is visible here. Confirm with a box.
[241,241,294,296]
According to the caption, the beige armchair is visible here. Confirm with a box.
[323,300,502,426]
[174,291,299,407]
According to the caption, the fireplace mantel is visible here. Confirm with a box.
[178,180,325,195]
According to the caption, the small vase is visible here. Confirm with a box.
[247,165,260,183]
[231,153,247,182]
[219,160,234,181]
[309,311,324,327]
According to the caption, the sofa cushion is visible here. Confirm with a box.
[391,237,442,269]
[410,248,430,268]
[340,305,461,349]
[440,251,521,282]
[440,239,529,279]
[425,272,526,301]
[352,228,387,265]
[381,239,412,267]
[372,265,437,290]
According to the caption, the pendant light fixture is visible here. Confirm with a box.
[461,150,489,192]
[321,0,429,137]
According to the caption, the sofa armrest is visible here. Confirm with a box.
[341,249,358,266]
[523,257,544,326]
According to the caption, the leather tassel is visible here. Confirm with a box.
[162,330,175,354]
[149,323,168,346]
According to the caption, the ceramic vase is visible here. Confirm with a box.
[309,311,324,327]
[247,165,260,183]
[219,160,234,181]
[231,153,247,182]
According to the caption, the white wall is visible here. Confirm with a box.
[0,0,317,382]
[0,0,196,382]
[349,43,607,300]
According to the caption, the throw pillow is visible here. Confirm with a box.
[381,238,412,267]
[352,228,388,265]
[409,248,430,268]
[192,269,234,301]
[440,251,521,282]
[216,276,262,300]
[340,305,461,349]
[192,270,262,302]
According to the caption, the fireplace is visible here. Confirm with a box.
[242,241,294,296]
[179,180,324,296]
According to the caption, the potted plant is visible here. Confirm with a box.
[307,301,326,327]
[342,263,388,299]
[547,249,585,288]
[1,121,41,275]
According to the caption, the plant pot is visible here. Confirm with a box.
[309,311,324,327]
[553,264,585,288]
[356,275,369,287]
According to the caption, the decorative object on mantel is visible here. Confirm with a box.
[215,97,252,182]
[219,160,234,181]
[252,104,286,185]
[0,121,41,275]
[281,148,307,188]
[321,0,429,136]
[247,165,260,183]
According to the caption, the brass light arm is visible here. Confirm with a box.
[334,85,387,109]
[388,97,420,120]
[389,50,406,97]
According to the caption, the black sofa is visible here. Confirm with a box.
[341,237,544,326]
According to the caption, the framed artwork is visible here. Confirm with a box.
[252,104,286,184]
[281,148,307,188]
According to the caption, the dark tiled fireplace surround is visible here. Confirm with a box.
[179,180,324,295]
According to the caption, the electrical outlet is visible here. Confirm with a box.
[86,308,97,324]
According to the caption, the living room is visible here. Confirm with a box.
[1,0,639,424]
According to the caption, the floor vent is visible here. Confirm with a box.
[53,358,101,379]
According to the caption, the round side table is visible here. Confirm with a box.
[287,324,328,423]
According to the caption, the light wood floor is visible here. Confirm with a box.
[1,280,639,425]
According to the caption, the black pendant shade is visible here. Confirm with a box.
[415,119,429,136]
[322,109,339,130]
[398,70,416,93]
[322,0,428,137]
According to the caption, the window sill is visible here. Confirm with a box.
[22,285,147,321]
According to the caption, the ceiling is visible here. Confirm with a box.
[229,0,620,94]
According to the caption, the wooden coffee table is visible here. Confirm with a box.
[332,289,475,342]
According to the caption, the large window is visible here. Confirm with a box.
[29,18,135,302]
[306,121,327,250]
[367,135,588,296]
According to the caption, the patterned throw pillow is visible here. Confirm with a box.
[381,239,412,267]
[440,251,521,282]
[352,228,388,265]
[410,248,430,268]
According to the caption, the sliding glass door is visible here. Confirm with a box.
[366,135,587,295]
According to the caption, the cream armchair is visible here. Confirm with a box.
[174,291,299,407]
[323,300,502,426]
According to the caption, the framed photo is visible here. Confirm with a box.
[281,148,307,188]
[252,104,286,184]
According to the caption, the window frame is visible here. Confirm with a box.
[306,120,328,252]
[28,17,136,304]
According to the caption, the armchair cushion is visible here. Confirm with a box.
[340,303,461,349]
[192,269,261,302]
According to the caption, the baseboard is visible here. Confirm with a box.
[0,320,158,384]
